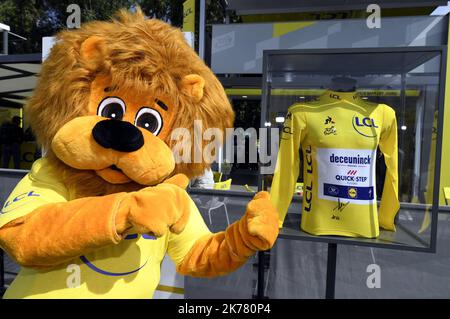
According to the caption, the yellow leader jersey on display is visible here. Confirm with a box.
[270,90,400,238]
[0,158,210,299]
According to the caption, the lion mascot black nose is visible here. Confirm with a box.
[92,119,144,152]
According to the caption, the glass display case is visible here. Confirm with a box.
[260,47,446,253]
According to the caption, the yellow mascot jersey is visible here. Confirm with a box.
[0,158,211,299]
[270,90,400,238]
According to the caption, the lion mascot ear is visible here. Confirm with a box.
[80,35,110,72]
[181,74,205,102]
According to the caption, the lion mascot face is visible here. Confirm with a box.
[0,8,278,299]
[28,9,233,194]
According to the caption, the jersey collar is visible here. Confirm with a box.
[319,90,362,104]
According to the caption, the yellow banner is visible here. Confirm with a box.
[225,88,420,97]
[183,0,196,32]
[272,22,316,38]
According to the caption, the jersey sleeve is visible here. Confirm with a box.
[167,197,212,266]
[270,106,306,227]
[0,173,69,229]
[378,105,400,231]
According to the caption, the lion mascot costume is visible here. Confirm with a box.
[0,9,278,298]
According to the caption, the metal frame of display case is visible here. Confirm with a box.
[258,46,448,299]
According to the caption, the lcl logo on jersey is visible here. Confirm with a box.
[352,115,378,138]
[2,190,40,211]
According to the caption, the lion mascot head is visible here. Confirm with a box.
[27,8,233,196]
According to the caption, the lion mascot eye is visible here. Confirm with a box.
[97,97,126,120]
[134,107,163,135]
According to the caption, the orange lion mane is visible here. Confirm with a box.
[26,8,234,198]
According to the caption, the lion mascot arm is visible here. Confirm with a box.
[0,190,128,268]
[169,191,279,277]
[0,171,277,276]
[0,174,190,269]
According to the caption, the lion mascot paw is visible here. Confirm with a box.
[0,8,278,299]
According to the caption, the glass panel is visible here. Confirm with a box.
[185,191,257,298]
[263,49,442,250]
[189,96,261,193]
